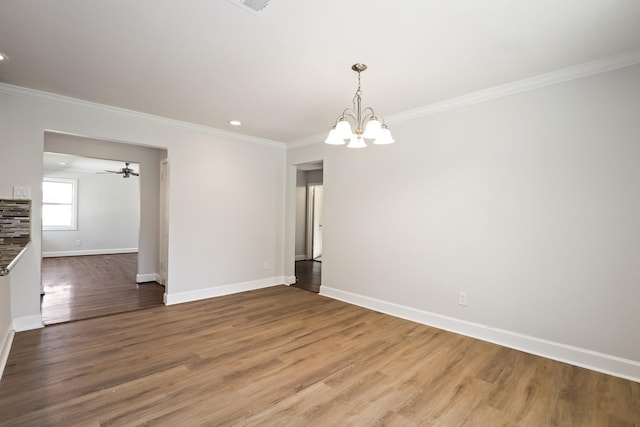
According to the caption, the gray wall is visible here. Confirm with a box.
[286,63,640,380]
[322,63,640,365]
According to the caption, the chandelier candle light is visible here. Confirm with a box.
[325,63,395,148]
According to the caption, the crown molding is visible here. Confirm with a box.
[4,49,639,151]
[286,133,326,149]
[0,83,286,150]
[387,49,640,125]
[287,49,640,149]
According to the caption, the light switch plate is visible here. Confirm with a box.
[13,185,31,199]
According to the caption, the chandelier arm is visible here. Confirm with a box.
[340,110,358,123]
[361,107,376,120]
[331,110,356,126]
[361,108,389,127]
[353,107,376,132]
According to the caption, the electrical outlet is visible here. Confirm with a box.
[458,292,468,306]
[76,240,81,246]
[263,261,270,270]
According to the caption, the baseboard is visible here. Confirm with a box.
[165,276,288,305]
[285,276,297,285]
[319,286,640,383]
[0,327,14,381]
[295,255,307,261]
[12,315,43,332]
[136,273,161,283]
[42,248,138,258]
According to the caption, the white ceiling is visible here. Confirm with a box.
[43,152,139,174]
[1,1,640,144]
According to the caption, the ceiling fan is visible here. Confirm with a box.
[99,162,139,178]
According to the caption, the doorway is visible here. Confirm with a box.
[293,162,323,293]
[41,133,167,324]
[307,183,323,261]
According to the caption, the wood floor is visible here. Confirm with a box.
[2,285,638,426]
[41,254,165,325]
[292,260,321,293]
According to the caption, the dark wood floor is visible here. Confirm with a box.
[41,254,165,325]
[2,285,638,426]
[292,260,321,293]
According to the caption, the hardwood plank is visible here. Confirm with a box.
[1,285,639,426]
[292,260,321,293]
[41,254,164,324]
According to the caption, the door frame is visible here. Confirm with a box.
[159,158,169,287]
[306,182,323,261]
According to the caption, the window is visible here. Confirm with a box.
[42,178,77,230]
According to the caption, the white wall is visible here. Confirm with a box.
[295,170,307,259]
[0,84,286,326]
[293,63,640,381]
[42,169,140,256]
[0,276,10,338]
[0,274,12,379]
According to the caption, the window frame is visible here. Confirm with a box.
[42,177,78,231]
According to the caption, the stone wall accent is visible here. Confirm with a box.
[0,199,31,275]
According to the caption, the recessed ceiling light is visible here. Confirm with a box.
[229,120,242,126]
[0,52,8,61]
[58,162,67,166]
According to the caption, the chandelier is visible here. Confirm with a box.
[324,63,395,148]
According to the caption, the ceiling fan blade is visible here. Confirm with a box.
[98,163,139,177]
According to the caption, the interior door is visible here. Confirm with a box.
[309,184,323,260]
